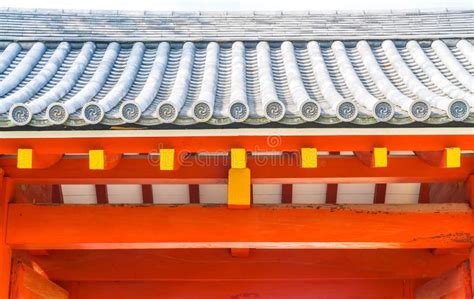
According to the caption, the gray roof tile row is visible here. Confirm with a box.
[0,39,473,127]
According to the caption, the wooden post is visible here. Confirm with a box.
[0,171,12,299]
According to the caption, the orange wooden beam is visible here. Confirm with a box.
[0,135,472,154]
[2,155,473,184]
[28,248,470,282]
[6,204,473,250]
[60,280,409,299]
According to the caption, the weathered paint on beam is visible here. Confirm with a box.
[6,203,473,250]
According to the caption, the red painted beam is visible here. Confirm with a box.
[6,203,473,250]
[29,248,470,281]
[0,135,472,155]
[2,155,473,184]
[60,280,409,299]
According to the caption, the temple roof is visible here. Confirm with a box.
[0,9,473,128]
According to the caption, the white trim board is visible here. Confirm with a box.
[0,127,473,139]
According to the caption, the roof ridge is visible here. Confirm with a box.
[0,7,473,17]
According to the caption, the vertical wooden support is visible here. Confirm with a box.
[282,184,293,204]
[467,175,474,208]
[189,184,200,204]
[141,185,153,204]
[326,152,339,204]
[326,184,338,204]
[0,171,13,299]
[95,185,108,204]
[51,185,63,204]
[468,176,474,294]
[228,168,251,208]
[418,183,430,204]
[228,148,251,208]
[470,248,474,296]
[374,184,387,204]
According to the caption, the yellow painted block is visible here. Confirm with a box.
[445,147,461,168]
[301,148,317,168]
[17,148,33,169]
[373,147,387,168]
[231,148,246,169]
[160,149,175,171]
[228,168,251,207]
[89,149,105,170]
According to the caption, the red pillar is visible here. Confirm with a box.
[0,171,13,299]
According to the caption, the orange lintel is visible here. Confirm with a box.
[28,248,470,281]
[6,203,473,250]
[60,280,409,299]
[2,155,474,184]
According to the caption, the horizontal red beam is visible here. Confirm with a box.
[60,280,409,299]
[30,248,470,281]
[0,135,472,155]
[7,204,473,250]
[2,155,474,184]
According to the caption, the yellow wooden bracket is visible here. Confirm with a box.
[17,148,63,169]
[160,149,175,171]
[228,168,251,208]
[415,147,461,168]
[231,148,246,169]
[301,148,317,168]
[89,149,105,170]
[444,147,460,168]
[373,147,388,168]
[89,150,122,170]
[17,148,33,169]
